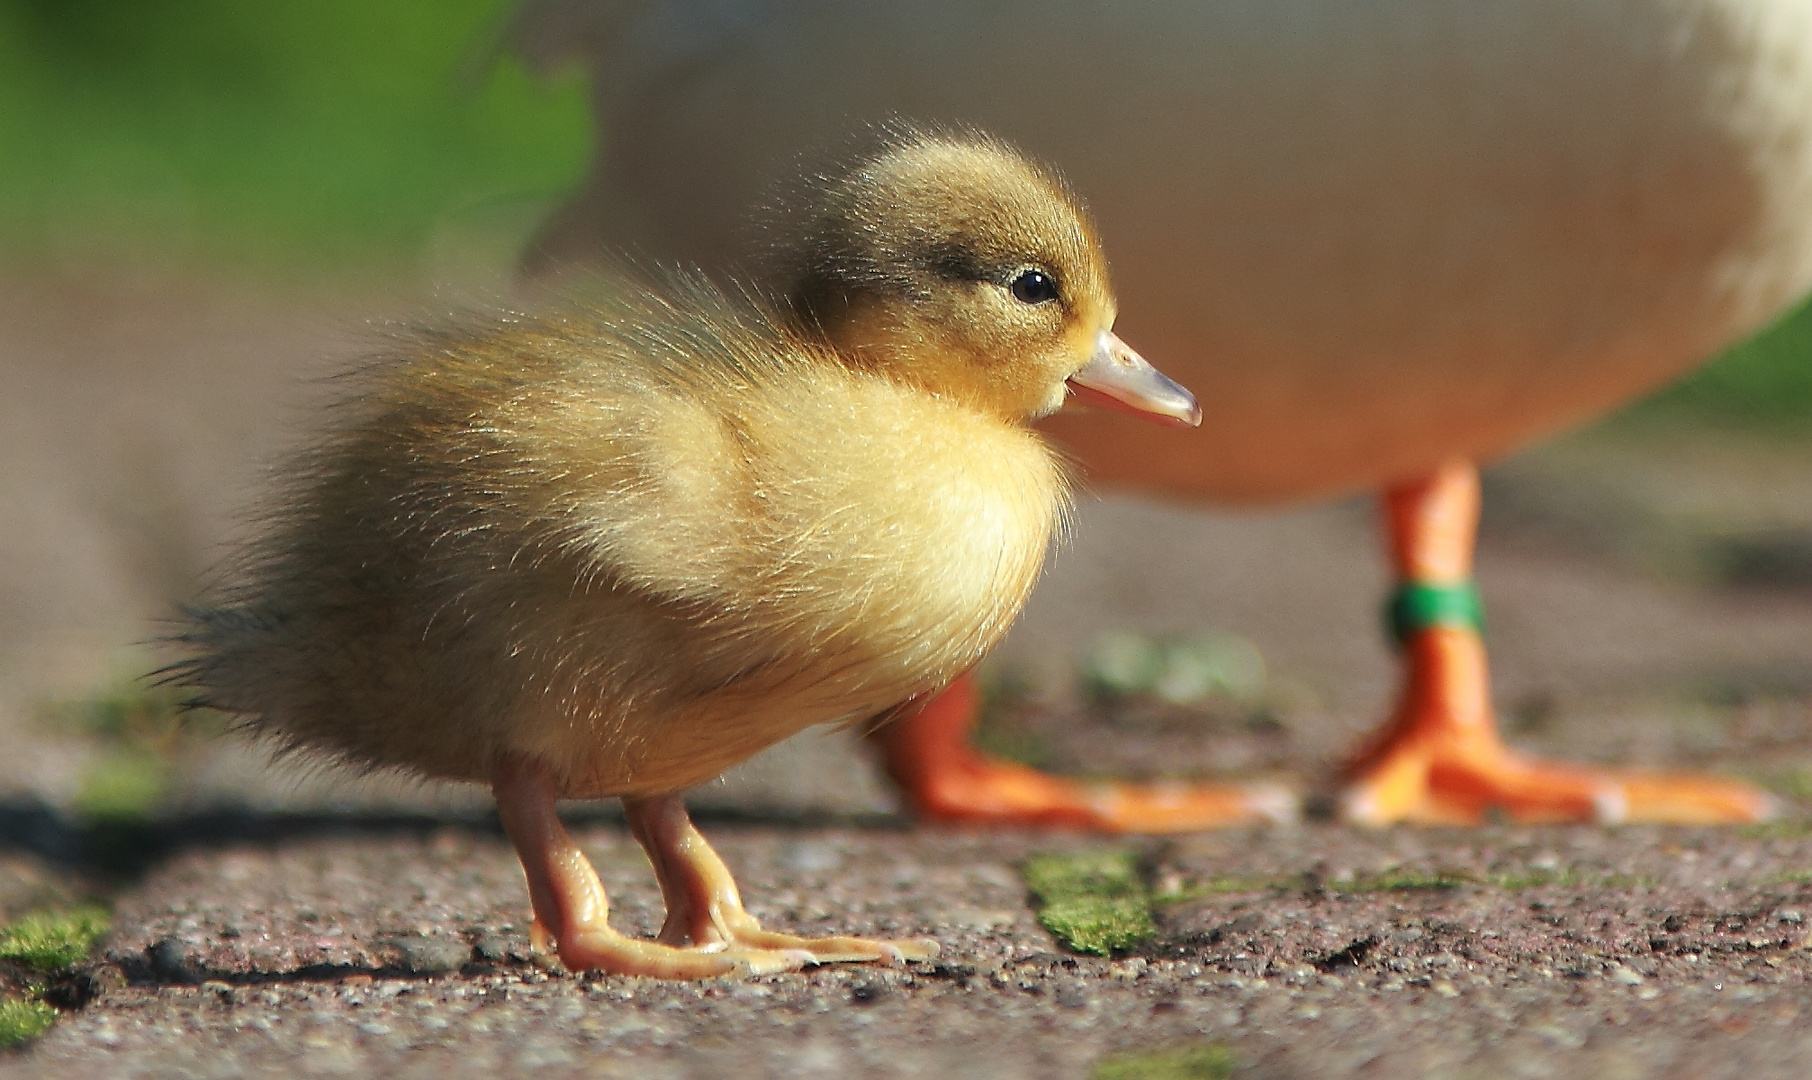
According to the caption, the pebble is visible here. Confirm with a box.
[1532,1024,1586,1050]
[147,937,199,983]
[471,933,510,962]
[945,906,1017,930]
[849,979,889,1005]
[390,936,471,975]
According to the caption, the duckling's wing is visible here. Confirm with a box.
[168,283,791,769]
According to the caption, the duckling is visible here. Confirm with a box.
[508,0,1808,828]
[175,129,1197,977]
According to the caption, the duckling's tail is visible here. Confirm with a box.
[152,603,285,716]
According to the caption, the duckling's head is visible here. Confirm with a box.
[766,128,1199,427]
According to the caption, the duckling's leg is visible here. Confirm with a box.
[495,752,843,978]
[621,793,939,965]
[1341,461,1776,825]
[874,676,1296,831]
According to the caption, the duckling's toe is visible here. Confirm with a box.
[717,927,940,966]
[543,930,934,977]
[540,924,818,979]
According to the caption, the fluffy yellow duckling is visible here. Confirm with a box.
[176,130,1197,978]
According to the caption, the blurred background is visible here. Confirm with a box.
[3,0,1812,844]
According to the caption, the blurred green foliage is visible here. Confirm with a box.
[971,666,1054,769]
[0,0,588,274]
[1631,293,1812,431]
[1082,630,1266,707]
[39,675,227,823]
[0,2,1804,423]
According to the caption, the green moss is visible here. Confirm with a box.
[1339,870,1470,893]
[0,906,105,1050]
[1482,869,1584,891]
[0,908,110,973]
[1038,896,1156,957]
[1152,876,1284,903]
[1024,851,1155,956]
[1093,1044,1236,1080]
[0,1000,57,1049]
[1024,850,1145,903]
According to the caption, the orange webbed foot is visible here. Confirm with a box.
[1339,679,1779,827]
[495,754,936,980]
[1344,463,1777,828]
[529,916,818,979]
[624,794,937,968]
[877,674,1296,833]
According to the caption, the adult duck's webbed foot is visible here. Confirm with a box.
[1340,462,1776,827]
[1339,625,1776,825]
[875,674,1296,833]
[495,754,934,979]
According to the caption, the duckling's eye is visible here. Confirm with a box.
[1009,269,1060,305]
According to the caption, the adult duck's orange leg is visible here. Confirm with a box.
[873,675,1295,832]
[494,752,934,978]
[1340,461,1776,826]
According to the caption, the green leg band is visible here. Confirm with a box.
[1386,580,1484,645]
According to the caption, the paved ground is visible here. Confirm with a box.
[3,274,1812,1078]
[7,819,1812,1079]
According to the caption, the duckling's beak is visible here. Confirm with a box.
[1066,330,1202,428]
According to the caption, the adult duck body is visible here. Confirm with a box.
[512,0,1812,825]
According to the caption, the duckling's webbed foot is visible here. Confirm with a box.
[874,674,1296,832]
[623,793,939,967]
[1341,463,1775,827]
[493,753,935,979]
